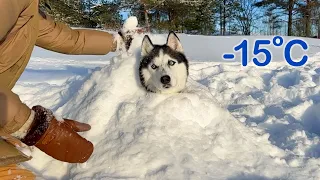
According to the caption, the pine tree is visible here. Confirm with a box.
[91,1,123,30]
[121,0,216,34]
[255,0,296,36]
[296,0,320,37]
[216,0,237,35]
[262,6,282,35]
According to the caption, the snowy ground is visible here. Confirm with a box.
[14,33,320,180]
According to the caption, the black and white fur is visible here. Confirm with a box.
[139,32,189,94]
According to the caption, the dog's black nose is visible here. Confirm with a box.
[161,75,171,84]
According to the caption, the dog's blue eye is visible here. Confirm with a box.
[151,64,158,69]
[168,60,176,66]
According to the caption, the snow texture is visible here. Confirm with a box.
[114,16,139,53]
[13,33,320,180]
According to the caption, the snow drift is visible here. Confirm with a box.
[13,33,320,180]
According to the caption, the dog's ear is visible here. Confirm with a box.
[141,35,154,57]
[166,31,183,53]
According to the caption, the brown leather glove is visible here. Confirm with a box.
[21,106,93,163]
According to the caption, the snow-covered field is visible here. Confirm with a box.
[15,33,320,180]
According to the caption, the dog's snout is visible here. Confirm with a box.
[161,75,171,84]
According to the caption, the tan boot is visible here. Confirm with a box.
[0,134,32,167]
[0,164,35,180]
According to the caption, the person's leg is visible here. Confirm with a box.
[0,164,35,180]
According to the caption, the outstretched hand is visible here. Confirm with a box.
[22,106,94,163]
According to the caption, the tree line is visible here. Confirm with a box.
[40,0,320,37]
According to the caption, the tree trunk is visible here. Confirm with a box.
[143,4,150,32]
[220,3,223,35]
[223,0,226,35]
[272,24,275,35]
[168,11,176,30]
[156,10,161,24]
[305,0,311,37]
[288,0,294,36]
[244,25,251,35]
[318,14,320,38]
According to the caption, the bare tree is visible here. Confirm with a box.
[234,0,260,35]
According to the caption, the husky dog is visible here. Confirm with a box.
[139,32,189,94]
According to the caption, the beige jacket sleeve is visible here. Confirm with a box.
[0,0,30,42]
[36,13,116,55]
[0,87,31,134]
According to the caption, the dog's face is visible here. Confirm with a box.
[139,32,189,94]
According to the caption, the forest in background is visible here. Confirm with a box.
[39,0,320,37]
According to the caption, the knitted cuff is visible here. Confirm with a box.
[21,106,53,146]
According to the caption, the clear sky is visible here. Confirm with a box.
[120,10,130,20]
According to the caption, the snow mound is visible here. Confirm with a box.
[38,35,287,179]
[16,34,320,179]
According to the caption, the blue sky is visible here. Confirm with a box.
[120,11,130,20]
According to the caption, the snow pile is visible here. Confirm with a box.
[13,33,320,179]
[52,36,284,179]
[123,16,138,31]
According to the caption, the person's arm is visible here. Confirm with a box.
[36,11,117,55]
[0,0,29,42]
[0,87,31,134]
